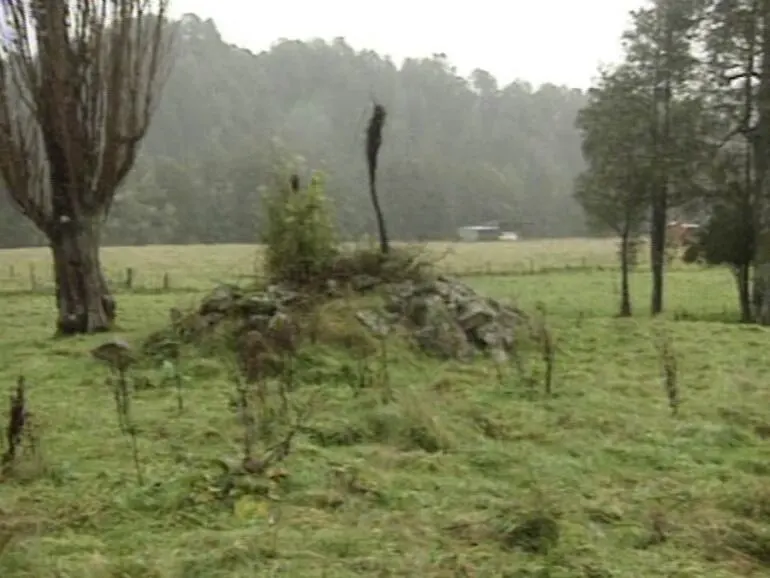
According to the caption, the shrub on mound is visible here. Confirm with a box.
[261,171,338,287]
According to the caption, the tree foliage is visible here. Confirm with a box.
[574,66,654,317]
[574,66,651,236]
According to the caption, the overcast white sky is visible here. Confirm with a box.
[171,0,645,89]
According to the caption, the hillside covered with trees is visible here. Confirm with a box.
[0,14,588,248]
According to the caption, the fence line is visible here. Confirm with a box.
[0,260,712,297]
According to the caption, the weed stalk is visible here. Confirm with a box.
[654,326,679,416]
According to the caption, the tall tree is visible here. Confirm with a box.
[0,0,173,334]
[703,0,770,323]
[574,67,650,317]
[622,0,705,315]
[697,0,761,321]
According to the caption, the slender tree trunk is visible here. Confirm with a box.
[753,5,770,324]
[619,232,633,317]
[739,153,755,324]
[735,264,752,323]
[365,104,390,255]
[650,6,674,317]
[369,177,390,255]
[650,198,667,315]
[753,235,770,324]
[48,215,115,335]
[649,85,667,316]
[649,86,663,315]
[651,76,672,316]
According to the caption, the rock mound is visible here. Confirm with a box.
[143,275,527,366]
[358,276,527,361]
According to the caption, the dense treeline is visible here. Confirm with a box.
[0,14,588,248]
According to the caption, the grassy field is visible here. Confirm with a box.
[2,240,770,577]
[0,238,647,293]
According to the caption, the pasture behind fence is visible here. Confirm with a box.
[0,257,715,297]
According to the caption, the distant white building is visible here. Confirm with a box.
[456,225,502,242]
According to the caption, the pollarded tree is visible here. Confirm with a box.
[0,0,173,334]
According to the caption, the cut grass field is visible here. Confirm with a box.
[1,240,769,577]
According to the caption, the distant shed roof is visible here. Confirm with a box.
[458,225,500,231]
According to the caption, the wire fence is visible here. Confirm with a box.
[0,259,714,297]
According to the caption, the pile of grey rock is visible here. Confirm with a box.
[354,276,528,361]
[150,275,527,363]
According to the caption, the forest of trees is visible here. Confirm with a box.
[0,14,590,248]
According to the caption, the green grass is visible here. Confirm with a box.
[0,238,661,293]
[2,252,770,576]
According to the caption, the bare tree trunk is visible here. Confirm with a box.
[369,177,390,255]
[651,81,671,316]
[753,5,770,324]
[650,199,667,315]
[650,6,674,317]
[734,264,752,322]
[619,232,633,317]
[739,153,755,324]
[753,237,770,324]
[49,216,115,335]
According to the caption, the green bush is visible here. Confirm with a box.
[261,171,339,285]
